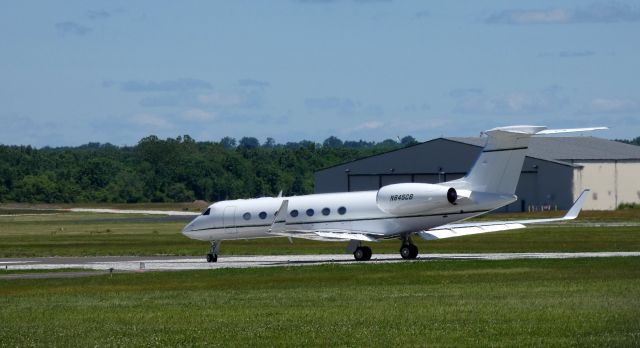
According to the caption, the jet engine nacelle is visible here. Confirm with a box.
[376,183,457,215]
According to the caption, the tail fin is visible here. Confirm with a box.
[450,125,607,194]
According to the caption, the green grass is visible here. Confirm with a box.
[1,211,640,257]
[1,257,639,346]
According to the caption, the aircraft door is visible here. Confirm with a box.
[223,206,237,235]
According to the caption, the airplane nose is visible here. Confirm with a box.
[182,221,194,236]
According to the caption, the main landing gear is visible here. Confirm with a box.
[206,240,220,263]
[353,246,372,261]
[348,240,372,261]
[400,235,419,260]
[348,236,419,261]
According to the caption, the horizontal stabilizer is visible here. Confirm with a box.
[536,127,608,135]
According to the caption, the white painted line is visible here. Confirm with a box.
[66,208,199,216]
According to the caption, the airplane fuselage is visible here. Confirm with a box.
[182,189,516,242]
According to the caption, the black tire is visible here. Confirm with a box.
[400,245,418,259]
[362,246,372,261]
[206,253,217,263]
[353,247,368,261]
[409,244,419,259]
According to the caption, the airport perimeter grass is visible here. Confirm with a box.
[1,210,640,257]
[1,257,639,346]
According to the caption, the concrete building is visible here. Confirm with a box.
[314,137,640,211]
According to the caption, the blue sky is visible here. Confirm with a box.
[1,1,639,147]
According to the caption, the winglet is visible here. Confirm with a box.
[563,189,590,220]
[269,199,288,233]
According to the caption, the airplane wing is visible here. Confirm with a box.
[270,229,382,242]
[417,189,589,241]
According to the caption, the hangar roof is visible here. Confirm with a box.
[447,136,640,161]
[316,136,640,174]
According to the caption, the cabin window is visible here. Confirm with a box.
[322,208,330,216]
[202,208,211,216]
[306,209,314,217]
[243,212,251,220]
[259,211,267,220]
[290,210,299,218]
[338,206,347,215]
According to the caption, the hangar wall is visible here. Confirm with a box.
[315,139,575,212]
[314,139,480,194]
[573,161,640,210]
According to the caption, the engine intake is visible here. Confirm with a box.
[377,183,457,215]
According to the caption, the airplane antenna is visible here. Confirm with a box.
[277,190,283,198]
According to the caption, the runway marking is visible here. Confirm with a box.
[1,252,639,275]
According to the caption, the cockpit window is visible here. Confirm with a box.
[202,208,211,216]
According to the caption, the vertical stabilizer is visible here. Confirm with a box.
[451,126,543,194]
[450,125,607,194]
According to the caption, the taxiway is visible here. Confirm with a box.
[2,252,639,275]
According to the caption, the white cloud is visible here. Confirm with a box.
[197,92,258,108]
[130,113,173,129]
[304,97,361,113]
[583,98,640,114]
[182,108,216,121]
[487,2,640,25]
[109,78,212,93]
[488,9,571,25]
[451,87,567,115]
[55,22,92,36]
[355,120,384,130]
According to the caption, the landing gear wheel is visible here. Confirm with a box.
[353,246,372,261]
[206,241,220,263]
[400,244,418,259]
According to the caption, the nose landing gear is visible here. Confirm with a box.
[206,241,220,263]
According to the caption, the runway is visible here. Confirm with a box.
[2,252,639,276]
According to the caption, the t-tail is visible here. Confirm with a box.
[450,125,607,195]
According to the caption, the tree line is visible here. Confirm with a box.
[0,135,418,203]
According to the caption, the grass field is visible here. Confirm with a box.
[1,209,640,257]
[1,257,639,346]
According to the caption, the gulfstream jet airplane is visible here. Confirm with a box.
[182,125,606,262]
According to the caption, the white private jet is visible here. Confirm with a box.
[182,125,606,262]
